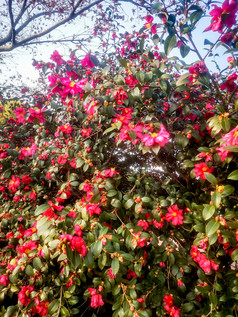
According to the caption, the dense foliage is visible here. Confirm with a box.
[0,1,238,316]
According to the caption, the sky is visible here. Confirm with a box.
[0,0,230,93]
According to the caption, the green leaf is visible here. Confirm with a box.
[118,59,128,68]
[107,189,118,197]
[111,198,122,208]
[136,71,145,84]
[190,10,203,24]
[48,299,60,314]
[176,73,190,86]
[204,39,213,45]
[175,134,189,148]
[35,204,49,216]
[103,126,115,135]
[206,219,220,237]
[209,292,218,307]
[98,253,107,270]
[84,251,94,269]
[5,306,17,317]
[114,75,125,85]
[160,78,170,94]
[221,117,230,132]
[180,44,190,58]
[222,185,234,196]
[164,34,177,55]
[124,198,134,209]
[228,169,238,180]
[111,257,119,275]
[209,232,218,245]
[231,249,238,261]
[223,145,238,152]
[182,302,194,312]
[33,257,42,271]
[61,307,70,317]
[151,2,161,10]
[92,240,102,257]
[211,191,221,208]
[58,253,67,262]
[204,172,217,185]
[202,205,215,221]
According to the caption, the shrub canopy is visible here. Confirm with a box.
[0,1,238,316]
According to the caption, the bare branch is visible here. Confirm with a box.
[8,0,16,44]
[14,0,28,26]
[0,0,149,52]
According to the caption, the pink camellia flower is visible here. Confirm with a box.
[18,285,34,306]
[50,50,64,66]
[205,0,238,33]
[107,267,116,279]
[81,54,98,68]
[113,87,128,105]
[145,15,157,34]
[103,168,119,177]
[221,32,233,42]
[222,126,238,145]
[59,124,74,134]
[220,73,237,92]
[86,203,101,217]
[88,288,104,308]
[165,204,183,226]
[20,143,38,159]
[193,162,214,180]
[216,127,238,160]
[14,107,26,123]
[28,108,46,123]
[141,125,169,147]
[81,127,92,137]
[0,274,9,286]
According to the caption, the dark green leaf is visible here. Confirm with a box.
[164,35,177,55]
[180,44,190,58]
[206,219,220,237]
[202,205,215,221]
[111,257,119,275]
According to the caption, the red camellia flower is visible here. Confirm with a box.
[88,288,104,308]
[103,168,119,177]
[165,205,183,226]
[221,32,233,43]
[18,285,34,306]
[70,236,87,256]
[113,87,128,105]
[220,72,237,92]
[8,175,21,192]
[193,162,214,180]
[86,203,101,216]
[205,0,238,33]
[18,241,38,256]
[22,175,32,185]
[0,274,9,286]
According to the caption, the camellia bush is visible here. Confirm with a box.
[0,0,238,316]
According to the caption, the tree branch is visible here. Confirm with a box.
[0,0,149,52]
[8,0,16,45]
